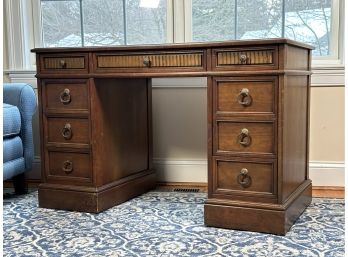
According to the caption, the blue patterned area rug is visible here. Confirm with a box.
[3,190,345,257]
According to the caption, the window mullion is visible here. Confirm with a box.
[122,0,127,45]
[234,0,237,40]
[166,0,174,43]
[80,0,84,46]
[281,0,285,38]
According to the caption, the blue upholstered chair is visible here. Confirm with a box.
[3,83,37,194]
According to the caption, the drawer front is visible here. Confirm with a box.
[213,158,276,197]
[40,54,88,73]
[213,47,278,70]
[214,77,276,115]
[215,121,275,155]
[47,151,92,181]
[94,51,205,71]
[43,80,89,112]
[47,118,90,145]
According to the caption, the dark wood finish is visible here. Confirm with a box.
[205,183,311,235]
[214,76,276,116]
[43,79,89,112]
[39,53,88,74]
[212,46,278,71]
[214,120,275,156]
[92,50,207,74]
[47,150,92,180]
[47,117,90,145]
[90,78,151,186]
[213,158,276,197]
[32,38,312,234]
[280,75,309,202]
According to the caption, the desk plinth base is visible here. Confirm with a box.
[38,170,156,213]
[204,183,312,235]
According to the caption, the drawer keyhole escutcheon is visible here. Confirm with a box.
[237,168,251,188]
[143,57,151,67]
[62,160,73,174]
[62,123,73,140]
[60,88,71,104]
[237,88,252,106]
[238,128,251,147]
[59,59,67,69]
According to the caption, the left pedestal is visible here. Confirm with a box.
[37,76,155,213]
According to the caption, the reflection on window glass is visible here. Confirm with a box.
[237,0,282,39]
[192,0,235,42]
[192,0,332,56]
[83,0,125,46]
[126,0,167,45]
[41,0,166,47]
[285,0,331,56]
[41,0,81,47]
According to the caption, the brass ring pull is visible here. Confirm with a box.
[237,88,252,106]
[59,59,67,69]
[237,168,251,188]
[62,160,73,174]
[238,128,251,146]
[62,123,72,140]
[60,88,71,104]
[240,54,248,64]
[143,57,151,67]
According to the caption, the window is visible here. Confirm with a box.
[41,0,167,47]
[192,0,336,57]
[39,0,341,60]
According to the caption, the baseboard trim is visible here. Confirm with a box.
[312,186,345,198]
[4,180,343,198]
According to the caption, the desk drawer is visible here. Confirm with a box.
[47,118,90,145]
[212,158,276,198]
[213,47,278,70]
[39,54,88,73]
[94,51,205,72]
[214,121,275,156]
[214,77,276,115]
[46,151,92,181]
[43,80,89,112]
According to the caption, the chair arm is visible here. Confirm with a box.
[3,83,37,170]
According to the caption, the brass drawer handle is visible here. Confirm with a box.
[59,59,67,69]
[62,160,73,174]
[60,88,71,104]
[240,54,248,64]
[237,88,252,106]
[62,123,72,140]
[238,128,251,146]
[143,57,151,67]
[237,168,251,188]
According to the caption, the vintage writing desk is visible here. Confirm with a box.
[32,38,313,235]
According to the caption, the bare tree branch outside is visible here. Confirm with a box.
[41,0,332,56]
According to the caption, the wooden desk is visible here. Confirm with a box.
[32,38,313,235]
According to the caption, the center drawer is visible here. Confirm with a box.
[214,120,275,156]
[93,50,206,72]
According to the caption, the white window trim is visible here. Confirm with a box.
[3,0,345,74]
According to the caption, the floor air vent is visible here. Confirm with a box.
[173,188,200,193]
